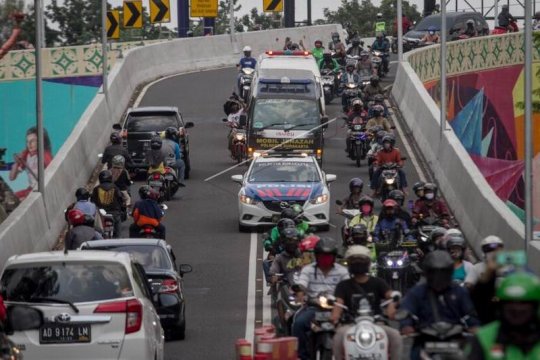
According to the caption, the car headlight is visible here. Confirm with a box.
[386,259,394,267]
[310,194,329,204]
[355,326,376,349]
[235,133,245,141]
[240,195,258,205]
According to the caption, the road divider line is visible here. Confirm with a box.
[245,232,258,342]
[204,117,338,182]
[262,249,272,325]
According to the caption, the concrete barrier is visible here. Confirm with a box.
[0,25,341,269]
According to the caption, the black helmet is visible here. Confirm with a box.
[424,182,438,196]
[110,132,122,144]
[98,170,113,183]
[358,195,374,207]
[446,234,466,250]
[165,127,178,140]
[83,214,95,227]
[373,94,384,103]
[382,135,394,146]
[150,136,162,150]
[331,32,340,40]
[314,237,338,255]
[370,75,379,84]
[282,227,301,243]
[75,187,90,201]
[281,208,297,220]
[422,250,454,292]
[323,52,332,60]
[277,218,296,232]
[388,190,405,206]
[349,178,364,192]
[352,38,360,46]
[412,181,426,194]
[290,43,300,50]
[351,224,368,245]
[139,185,151,199]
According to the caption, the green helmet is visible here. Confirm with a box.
[496,272,540,302]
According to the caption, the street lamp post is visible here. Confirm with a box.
[524,0,533,261]
[35,0,45,196]
[397,0,403,62]
[440,0,447,139]
[101,0,109,104]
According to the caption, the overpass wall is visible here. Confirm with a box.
[0,25,341,268]
[392,32,540,272]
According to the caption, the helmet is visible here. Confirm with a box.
[83,214,95,227]
[388,190,405,206]
[139,185,151,199]
[110,132,122,144]
[429,227,447,243]
[424,182,438,196]
[377,13,383,18]
[413,181,426,195]
[290,43,300,50]
[383,199,398,208]
[315,39,322,46]
[423,250,454,292]
[346,62,355,70]
[374,94,385,104]
[75,187,90,201]
[165,127,178,140]
[282,227,301,243]
[497,272,540,302]
[382,135,394,145]
[323,52,332,60]
[345,245,371,259]
[372,104,384,117]
[299,235,320,252]
[351,224,368,244]
[446,235,466,251]
[370,75,379,83]
[352,99,363,107]
[331,32,340,40]
[480,235,504,253]
[99,170,113,183]
[535,11,540,19]
[111,155,125,168]
[352,38,361,46]
[314,237,338,255]
[150,136,162,150]
[280,208,297,220]
[243,45,252,52]
[291,204,304,225]
[67,208,86,226]
[349,178,364,192]
[277,218,296,235]
[466,19,474,25]
[501,4,509,10]
[376,32,384,38]
[358,196,374,207]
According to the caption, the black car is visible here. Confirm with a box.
[79,238,192,340]
[404,12,490,43]
[115,106,194,178]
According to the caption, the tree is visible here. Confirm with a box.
[19,5,60,47]
[46,0,102,45]
[214,0,243,35]
[241,8,282,31]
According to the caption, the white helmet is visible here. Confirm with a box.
[377,13,383,18]
[480,235,504,253]
[345,245,371,259]
[243,46,252,52]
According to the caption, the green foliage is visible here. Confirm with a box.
[241,8,282,31]
[516,32,540,113]
[46,0,102,45]
[214,0,242,34]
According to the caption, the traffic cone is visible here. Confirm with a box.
[235,338,252,360]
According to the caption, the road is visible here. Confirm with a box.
[129,57,423,359]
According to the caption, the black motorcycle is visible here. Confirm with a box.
[376,163,402,201]
[348,124,369,167]
[341,82,362,112]
[309,293,335,360]
[321,68,336,104]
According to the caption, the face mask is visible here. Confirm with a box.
[373,111,381,117]
[429,31,435,35]
[361,204,372,215]
[348,260,370,275]
[316,254,335,269]
[285,243,298,254]
[352,236,368,245]
[425,193,435,200]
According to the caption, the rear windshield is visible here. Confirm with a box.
[126,113,179,132]
[83,245,171,271]
[1,263,132,303]
[415,16,455,31]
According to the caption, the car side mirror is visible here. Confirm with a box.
[325,174,337,183]
[179,264,192,275]
[6,306,44,333]
[231,174,244,183]
[184,122,194,129]
[112,123,122,131]
[321,115,329,129]
[239,114,247,128]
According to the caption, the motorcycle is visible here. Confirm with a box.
[371,49,389,77]
[348,123,369,167]
[376,163,402,201]
[341,82,362,112]
[137,204,168,239]
[335,200,360,244]
[273,272,302,336]
[147,165,176,203]
[309,293,335,360]
[320,68,336,104]
[99,208,115,239]
[239,67,254,102]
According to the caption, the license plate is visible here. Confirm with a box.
[149,181,162,187]
[425,342,460,352]
[164,175,174,180]
[392,271,399,279]
[355,140,362,144]
[271,214,281,223]
[40,324,91,344]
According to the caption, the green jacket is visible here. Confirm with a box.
[263,222,309,252]
[311,47,325,63]
[467,321,540,360]
[318,58,340,72]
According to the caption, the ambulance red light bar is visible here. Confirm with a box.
[265,50,311,56]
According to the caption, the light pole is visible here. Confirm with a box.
[397,0,403,62]
[101,0,109,104]
[440,0,447,139]
[35,0,45,196]
[524,0,533,261]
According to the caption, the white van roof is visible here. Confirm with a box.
[258,54,321,78]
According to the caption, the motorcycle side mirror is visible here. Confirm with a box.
[6,306,44,333]
[112,123,122,131]
[391,291,402,302]
[239,114,247,128]
[395,309,410,321]
[97,153,103,158]
[160,204,168,211]
[335,199,344,206]
[179,264,193,275]
[184,122,195,129]
[222,118,228,122]
[231,174,244,183]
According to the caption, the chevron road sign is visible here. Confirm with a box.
[263,0,283,12]
[150,0,170,23]
[123,1,143,28]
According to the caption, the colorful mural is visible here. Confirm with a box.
[425,64,540,233]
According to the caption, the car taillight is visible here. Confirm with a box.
[159,279,179,294]
[153,173,161,180]
[94,299,143,334]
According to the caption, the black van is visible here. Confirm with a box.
[404,12,490,42]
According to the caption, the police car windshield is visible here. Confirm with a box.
[252,99,319,130]
[249,161,320,183]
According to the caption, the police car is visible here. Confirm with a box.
[231,154,336,232]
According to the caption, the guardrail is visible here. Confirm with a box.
[0,25,341,268]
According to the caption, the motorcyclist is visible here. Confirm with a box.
[421,26,440,43]
[65,208,102,250]
[412,181,426,201]
[349,196,379,234]
[370,135,407,194]
[346,99,367,125]
[318,52,340,72]
[331,245,402,360]
[163,127,186,187]
[292,237,349,360]
[365,104,391,131]
[66,187,97,219]
[461,19,478,38]
[311,40,325,63]
[340,63,360,111]
[465,272,540,359]
[102,132,133,170]
[265,207,309,252]
[418,226,447,256]
[466,236,505,324]
[400,251,480,359]
[357,50,374,77]
[129,185,166,239]
[371,33,390,73]
[445,233,473,283]
[372,199,413,243]
[363,75,386,101]
[374,13,386,35]
[110,155,132,210]
[368,94,389,118]
[91,170,124,238]
[346,37,364,57]
[337,178,364,213]
[380,189,412,227]
[346,224,376,261]
[269,228,303,286]
[497,4,515,28]
[237,45,256,92]
[290,204,310,234]
[328,32,346,64]
[412,182,450,226]
[393,14,412,36]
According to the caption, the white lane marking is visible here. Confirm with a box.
[245,232,258,342]
[204,117,338,182]
[388,100,427,182]
[262,249,272,325]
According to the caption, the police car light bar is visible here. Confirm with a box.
[265,50,311,56]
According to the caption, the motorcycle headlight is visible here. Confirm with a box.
[396,259,404,266]
[356,326,376,349]
[386,259,394,267]
[310,194,329,204]
[240,195,258,205]
[420,235,428,242]
[235,133,245,141]
[385,178,395,185]
[346,83,356,89]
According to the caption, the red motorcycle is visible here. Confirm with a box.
[223,119,247,163]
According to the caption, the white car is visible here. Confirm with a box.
[232,155,336,232]
[0,251,165,360]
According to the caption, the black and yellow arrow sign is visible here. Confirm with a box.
[123,0,142,28]
[106,10,120,39]
[263,0,283,12]
[150,0,170,23]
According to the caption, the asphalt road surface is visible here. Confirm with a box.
[124,56,423,359]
